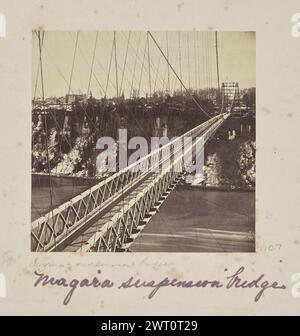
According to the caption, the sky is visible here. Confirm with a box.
[32,31,255,99]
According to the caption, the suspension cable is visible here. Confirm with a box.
[166,32,171,93]
[68,31,79,96]
[148,31,210,118]
[193,31,197,89]
[147,32,152,97]
[113,31,119,97]
[105,35,114,98]
[197,32,201,89]
[114,32,149,98]
[208,32,212,98]
[153,52,162,93]
[120,31,131,95]
[129,33,166,93]
[187,32,191,89]
[87,32,99,96]
[178,32,183,92]
[138,37,147,97]
[130,32,141,98]
[36,30,54,213]
[215,31,221,107]
[69,32,105,95]
[33,32,45,100]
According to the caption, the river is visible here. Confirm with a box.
[130,186,255,252]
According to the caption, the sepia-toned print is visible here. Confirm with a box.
[31,31,255,253]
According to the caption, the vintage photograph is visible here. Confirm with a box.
[31,31,255,253]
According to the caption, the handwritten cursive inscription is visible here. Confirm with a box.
[33,266,286,306]
[34,270,114,305]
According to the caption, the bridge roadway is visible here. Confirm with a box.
[31,114,228,252]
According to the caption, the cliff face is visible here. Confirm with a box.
[238,140,256,187]
[32,96,256,185]
[31,95,214,177]
[204,139,255,190]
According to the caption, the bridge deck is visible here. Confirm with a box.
[56,172,155,252]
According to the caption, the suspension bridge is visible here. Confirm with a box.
[31,31,242,252]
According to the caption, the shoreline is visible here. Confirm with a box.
[179,184,255,192]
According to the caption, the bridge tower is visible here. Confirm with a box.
[220,82,241,115]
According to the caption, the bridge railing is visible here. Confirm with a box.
[31,113,226,252]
